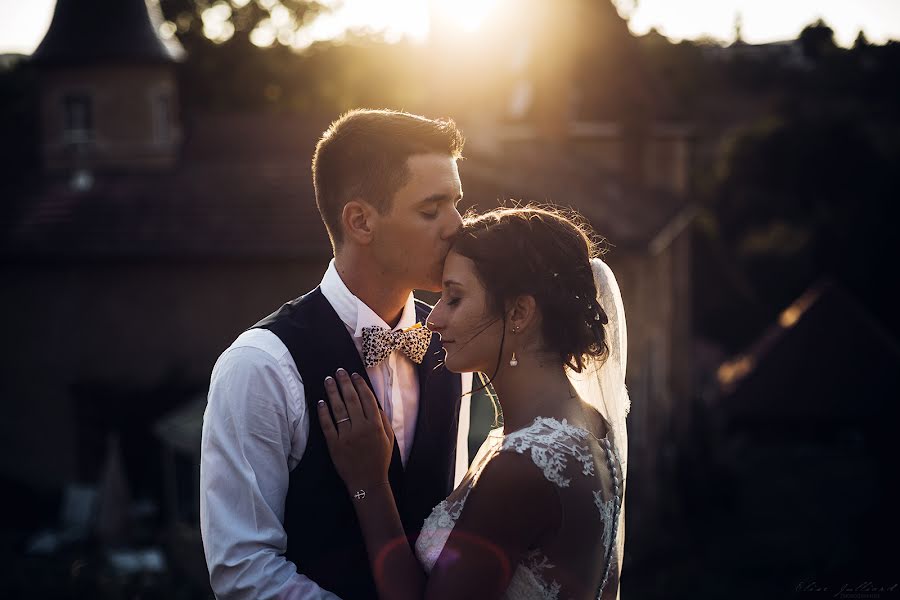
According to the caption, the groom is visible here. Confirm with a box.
[200,109,471,599]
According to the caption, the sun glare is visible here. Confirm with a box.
[432,0,500,33]
[193,0,900,51]
[243,0,502,50]
[6,0,900,56]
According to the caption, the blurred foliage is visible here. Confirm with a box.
[798,18,838,62]
[154,0,652,120]
[159,0,327,49]
[636,22,900,348]
[155,0,440,114]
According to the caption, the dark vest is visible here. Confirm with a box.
[252,287,462,600]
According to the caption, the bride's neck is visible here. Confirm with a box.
[490,355,576,433]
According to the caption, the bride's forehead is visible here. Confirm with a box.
[442,252,477,279]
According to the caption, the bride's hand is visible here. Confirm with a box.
[317,368,395,492]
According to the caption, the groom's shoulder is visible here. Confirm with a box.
[214,329,293,374]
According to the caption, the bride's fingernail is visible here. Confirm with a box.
[336,368,347,376]
[317,400,325,407]
[324,376,334,384]
[351,373,361,380]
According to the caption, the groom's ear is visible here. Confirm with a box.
[341,200,375,245]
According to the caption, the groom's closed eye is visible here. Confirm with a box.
[418,194,462,218]
[418,199,440,219]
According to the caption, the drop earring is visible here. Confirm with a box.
[509,351,518,367]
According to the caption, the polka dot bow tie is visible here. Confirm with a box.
[361,322,433,368]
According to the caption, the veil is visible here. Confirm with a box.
[566,257,630,594]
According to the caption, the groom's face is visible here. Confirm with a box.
[369,153,463,292]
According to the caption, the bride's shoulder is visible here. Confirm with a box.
[468,443,560,510]
[498,417,596,488]
[502,416,591,449]
[449,448,561,562]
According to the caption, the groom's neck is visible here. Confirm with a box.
[334,252,409,328]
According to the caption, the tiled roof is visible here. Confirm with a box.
[3,114,332,261]
[3,113,691,261]
[459,147,691,250]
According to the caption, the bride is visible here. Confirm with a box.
[317,206,630,600]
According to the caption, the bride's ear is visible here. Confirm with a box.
[507,294,538,333]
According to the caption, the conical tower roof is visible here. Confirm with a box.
[33,0,184,67]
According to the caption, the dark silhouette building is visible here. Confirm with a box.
[33,0,185,172]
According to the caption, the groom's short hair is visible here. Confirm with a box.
[312,109,465,248]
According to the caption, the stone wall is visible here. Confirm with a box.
[0,259,326,488]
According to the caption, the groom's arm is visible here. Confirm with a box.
[201,333,341,600]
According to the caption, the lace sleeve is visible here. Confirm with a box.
[499,418,596,488]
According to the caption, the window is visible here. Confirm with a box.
[63,94,93,144]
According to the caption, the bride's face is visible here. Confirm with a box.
[427,251,504,373]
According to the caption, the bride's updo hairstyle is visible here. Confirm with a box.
[452,205,609,374]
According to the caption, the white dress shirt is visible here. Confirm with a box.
[200,260,472,600]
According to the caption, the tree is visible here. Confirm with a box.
[159,0,327,50]
[853,30,871,50]
[702,114,899,346]
[798,18,836,62]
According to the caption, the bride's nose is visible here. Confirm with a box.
[426,306,445,334]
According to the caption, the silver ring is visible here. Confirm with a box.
[335,417,351,424]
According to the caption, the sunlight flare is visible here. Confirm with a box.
[433,0,500,33]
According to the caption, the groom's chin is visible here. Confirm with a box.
[418,270,443,293]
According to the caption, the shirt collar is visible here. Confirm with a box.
[320,259,419,339]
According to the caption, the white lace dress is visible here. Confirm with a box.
[415,416,624,600]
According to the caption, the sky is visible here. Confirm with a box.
[1,0,899,55]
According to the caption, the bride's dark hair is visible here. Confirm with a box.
[452,205,610,376]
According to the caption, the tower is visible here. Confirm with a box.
[32,0,185,173]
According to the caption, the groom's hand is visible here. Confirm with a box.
[317,369,395,491]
